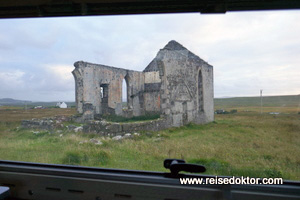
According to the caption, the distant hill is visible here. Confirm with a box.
[214,95,300,108]
[0,98,75,107]
[1,95,299,108]
[0,98,32,105]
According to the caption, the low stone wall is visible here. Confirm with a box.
[83,118,169,136]
[21,116,170,136]
[21,116,70,130]
[21,119,56,130]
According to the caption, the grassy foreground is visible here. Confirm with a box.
[0,105,299,180]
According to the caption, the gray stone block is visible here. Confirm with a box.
[172,114,183,127]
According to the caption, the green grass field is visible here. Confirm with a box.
[0,95,299,180]
[215,95,299,107]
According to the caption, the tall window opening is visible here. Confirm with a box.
[122,78,127,108]
[198,70,204,111]
[100,87,103,98]
[100,84,109,103]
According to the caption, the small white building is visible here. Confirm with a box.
[56,102,68,108]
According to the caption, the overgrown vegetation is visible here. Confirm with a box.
[101,113,161,123]
[0,107,76,122]
[0,96,299,180]
[189,158,283,178]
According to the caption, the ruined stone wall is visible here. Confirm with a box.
[125,71,145,116]
[72,61,144,117]
[72,40,214,128]
[159,49,200,127]
[196,64,214,124]
[143,71,161,112]
[148,41,214,127]
[72,61,161,119]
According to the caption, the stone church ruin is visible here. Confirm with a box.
[72,40,214,130]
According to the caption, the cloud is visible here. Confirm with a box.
[0,70,25,90]
[31,64,75,93]
[45,65,74,83]
[0,64,75,101]
[0,11,299,101]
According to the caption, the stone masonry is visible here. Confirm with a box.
[72,40,214,127]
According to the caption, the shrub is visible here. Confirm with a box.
[61,152,88,165]
[263,154,273,160]
[264,168,283,178]
[189,158,230,171]
[97,151,110,165]
[89,151,110,166]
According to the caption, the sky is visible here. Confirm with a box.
[0,10,299,101]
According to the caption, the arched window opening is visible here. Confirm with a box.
[100,87,103,98]
[122,78,127,108]
[198,70,204,111]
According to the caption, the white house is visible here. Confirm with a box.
[56,102,67,108]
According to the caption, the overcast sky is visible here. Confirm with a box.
[0,10,299,101]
